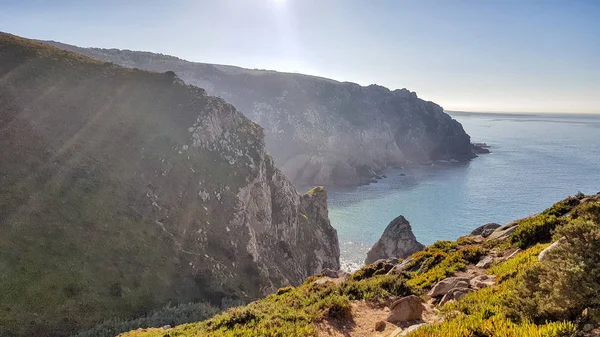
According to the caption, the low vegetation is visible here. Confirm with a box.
[510,195,583,248]
[411,244,576,337]
[404,240,486,289]
[410,197,600,337]
[121,272,413,337]
[512,217,600,323]
[305,186,325,196]
[73,302,222,337]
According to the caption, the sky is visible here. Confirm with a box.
[1,0,599,113]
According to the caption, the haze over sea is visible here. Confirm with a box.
[324,112,600,271]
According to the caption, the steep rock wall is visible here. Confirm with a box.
[42,42,478,186]
[0,33,339,337]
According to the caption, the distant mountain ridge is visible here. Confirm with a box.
[43,40,482,186]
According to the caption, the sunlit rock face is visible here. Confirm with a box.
[43,41,477,186]
[0,33,339,336]
[365,215,425,265]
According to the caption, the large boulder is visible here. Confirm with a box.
[439,287,473,306]
[428,277,470,298]
[365,216,425,265]
[486,221,520,241]
[470,223,501,237]
[476,256,495,268]
[387,295,425,322]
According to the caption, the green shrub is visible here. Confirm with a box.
[341,274,413,300]
[510,197,598,249]
[209,307,260,330]
[544,196,581,217]
[431,240,459,252]
[510,214,566,248]
[571,201,600,223]
[406,313,575,337]
[510,219,600,322]
[488,244,547,282]
[73,302,220,337]
[118,195,600,337]
[349,260,393,281]
[317,295,352,319]
[409,243,575,337]
[407,245,486,289]
[276,286,294,295]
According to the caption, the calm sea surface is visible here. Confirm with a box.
[322,113,600,271]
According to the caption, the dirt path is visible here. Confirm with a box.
[454,264,486,279]
[316,301,440,337]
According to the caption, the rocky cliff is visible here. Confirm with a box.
[121,193,600,337]
[0,33,339,337]
[365,215,425,265]
[43,41,481,186]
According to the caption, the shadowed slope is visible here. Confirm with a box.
[0,32,339,336]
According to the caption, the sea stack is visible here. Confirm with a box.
[365,215,425,265]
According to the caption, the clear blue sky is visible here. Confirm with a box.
[1,0,599,113]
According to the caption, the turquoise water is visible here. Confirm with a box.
[324,113,600,271]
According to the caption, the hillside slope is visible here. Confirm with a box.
[0,33,339,337]
[43,41,482,186]
[122,193,600,337]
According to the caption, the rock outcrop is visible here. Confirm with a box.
[476,256,495,268]
[387,295,425,323]
[486,221,520,241]
[43,41,482,186]
[428,277,471,298]
[0,33,339,337]
[365,216,425,265]
[439,287,472,306]
[470,223,501,237]
[470,275,496,290]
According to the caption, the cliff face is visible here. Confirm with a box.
[42,42,477,186]
[0,33,338,337]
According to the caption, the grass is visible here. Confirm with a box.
[406,197,600,337]
[305,186,325,196]
[406,312,575,337]
[73,302,222,337]
[406,244,572,337]
[487,244,548,282]
[509,194,586,249]
[117,239,484,336]
[119,271,413,337]
[571,200,600,223]
[403,241,486,289]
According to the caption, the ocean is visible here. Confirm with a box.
[323,112,600,271]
